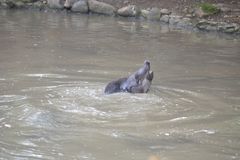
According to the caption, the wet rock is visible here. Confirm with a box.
[218,23,239,33]
[141,7,161,21]
[148,8,161,21]
[177,17,193,29]
[15,1,25,8]
[140,9,149,19]
[160,8,171,15]
[64,0,78,9]
[160,15,169,23]
[196,20,239,33]
[169,15,182,25]
[88,0,116,16]
[23,0,36,2]
[33,1,46,9]
[0,2,8,8]
[71,0,88,13]
[47,0,64,9]
[2,0,30,8]
[196,20,218,31]
[3,0,16,8]
[117,5,140,17]
[168,15,193,29]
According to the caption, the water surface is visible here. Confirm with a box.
[0,10,240,160]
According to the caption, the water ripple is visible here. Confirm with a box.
[0,95,27,103]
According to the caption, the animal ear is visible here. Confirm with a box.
[147,71,154,81]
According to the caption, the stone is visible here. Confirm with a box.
[169,15,182,25]
[117,5,140,17]
[0,2,8,8]
[140,9,149,19]
[141,7,161,21]
[196,20,218,31]
[33,1,46,9]
[64,0,78,9]
[160,8,171,15]
[15,1,25,8]
[88,0,116,16]
[177,17,193,28]
[160,15,169,23]
[219,23,240,33]
[47,0,64,9]
[22,0,35,3]
[71,0,88,13]
[3,0,16,8]
[148,7,161,21]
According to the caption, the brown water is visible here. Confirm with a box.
[0,10,240,160]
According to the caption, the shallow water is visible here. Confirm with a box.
[0,10,240,160]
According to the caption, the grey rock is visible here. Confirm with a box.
[141,7,161,21]
[160,15,169,23]
[71,0,88,13]
[218,23,239,33]
[88,0,116,16]
[196,20,218,31]
[15,1,25,8]
[177,17,193,28]
[0,2,8,8]
[3,0,16,8]
[160,8,171,15]
[33,1,46,9]
[47,0,64,9]
[64,0,78,9]
[148,7,161,20]
[2,0,26,8]
[117,5,140,17]
[140,9,149,19]
[169,15,182,25]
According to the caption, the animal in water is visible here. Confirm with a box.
[104,60,154,94]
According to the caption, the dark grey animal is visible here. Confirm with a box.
[104,60,154,94]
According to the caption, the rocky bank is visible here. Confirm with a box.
[0,0,239,35]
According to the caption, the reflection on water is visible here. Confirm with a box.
[0,10,240,160]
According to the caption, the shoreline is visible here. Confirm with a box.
[0,0,239,36]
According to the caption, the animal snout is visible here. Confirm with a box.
[144,60,150,66]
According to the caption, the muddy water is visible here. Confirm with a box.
[0,10,240,160]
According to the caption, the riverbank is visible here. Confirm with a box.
[0,0,239,35]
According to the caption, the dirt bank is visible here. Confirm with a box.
[99,0,240,25]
